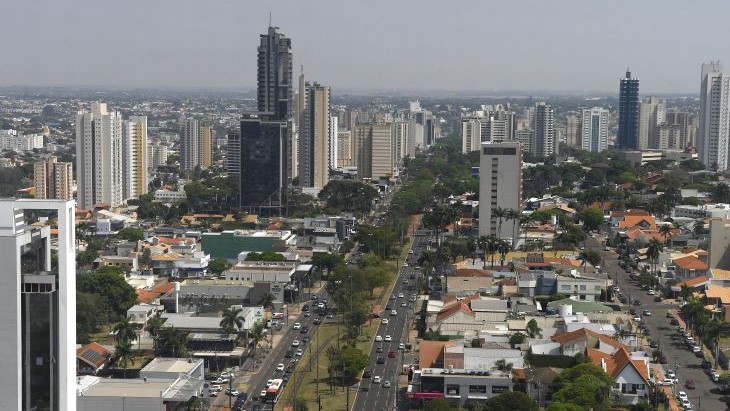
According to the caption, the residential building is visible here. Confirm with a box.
[199,125,213,168]
[123,115,148,200]
[76,102,124,209]
[179,118,199,173]
[699,61,730,170]
[226,131,240,174]
[257,26,293,121]
[565,114,580,147]
[709,218,730,268]
[461,116,481,153]
[617,69,640,150]
[0,199,76,411]
[0,130,44,151]
[666,108,697,149]
[589,347,651,405]
[298,80,331,189]
[533,102,555,157]
[76,342,113,376]
[147,141,168,172]
[336,130,352,168]
[329,116,338,170]
[478,141,521,241]
[355,123,395,181]
[34,156,73,200]
[638,96,666,149]
[655,123,684,150]
[580,107,609,153]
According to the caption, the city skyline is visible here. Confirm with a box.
[4,0,730,93]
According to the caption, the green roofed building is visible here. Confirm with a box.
[546,298,614,313]
[201,230,297,260]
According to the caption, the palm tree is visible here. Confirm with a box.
[578,251,589,273]
[646,238,663,277]
[498,240,510,268]
[486,235,499,267]
[493,207,507,240]
[658,224,673,247]
[248,320,265,368]
[258,293,276,310]
[705,318,725,367]
[145,313,164,355]
[114,339,134,378]
[694,219,705,238]
[466,237,477,264]
[158,326,189,357]
[495,358,514,371]
[506,209,521,249]
[418,250,437,285]
[477,236,489,269]
[519,214,533,251]
[113,315,138,345]
[219,307,244,335]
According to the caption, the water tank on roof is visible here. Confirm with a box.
[559,304,572,317]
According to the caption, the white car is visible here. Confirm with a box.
[398,293,404,298]
[390,310,398,316]
[375,335,383,342]
[373,376,381,384]
[677,391,688,401]
[400,302,407,307]
[680,398,691,409]
[385,335,392,342]
[399,343,405,350]
[408,250,414,254]
[667,370,676,379]
[692,345,701,353]
[293,322,302,330]
[292,340,300,347]
[381,318,389,324]
[276,363,285,372]
[296,349,304,356]
[220,371,234,379]
[212,377,229,384]
[648,290,655,295]
[661,378,675,386]
[260,390,267,398]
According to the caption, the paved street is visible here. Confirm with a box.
[587,235,728,411]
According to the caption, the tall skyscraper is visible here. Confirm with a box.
[122,115,148,200]
[617,69,640,150]
[565,114,580,148]
[478,141,522,243]
[298,81,331,189]
[179,119,199,173]
[580,108,609,153]
[34,157,73,200]
[354,123,395,181]
[699,61,730,171]
[533,102,555,157]
[257,26,293,121]
[638,96,666,149]
[461,116,482,153]
[199,125,214,168]
[240,26,293,214]
[76,102,123,209]
[336,130,352,168]
[0,199,76,411]
[328,116,338,171]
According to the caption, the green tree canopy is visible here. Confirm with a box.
[208,258,233,275]
[117,227,144,242]
[579,208,604,232]
[484,391,538,411]
[77,266,137,317]
[245,251,286,261]
[318,180,380,214]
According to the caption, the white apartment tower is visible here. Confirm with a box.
[34,157,73,200]
[580,108,609,153]
[123,115,148,200]
[638,96,666,149]
[533,102,556,157]
[478,141,522,243]
[699,62,730,171]
[462,117,482,153]
[179,118,199,173]
[328,116,338,171]
[76,102,123,209]
[298,82,331,189]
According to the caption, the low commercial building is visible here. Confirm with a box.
[76,375,203,411]
[140,357,205,381]
[408,368,513,407]
[201,230,296,260]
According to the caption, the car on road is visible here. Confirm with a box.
[266,379,274,388]
[260,390,267,399]
[296,349,303,356]
[277,363,285,372]
[286,364,294,373]
[373,376,381,384]
[660,378,675,386]
[375,335,383,342]
[363,370,372,378]
[685,379,695,389]
[382,380,391,388]
[388,350,397,358]
[303,312,310,317]
[670,318,679,325]
[226,388,240,396]
[400,302,407,307]
[399,343,405,350]
[667,370,676,379]
[649,340,658,348]
[398,293,404,298]
[212,377,229,384]
[292,340,300,347]
[654,295,662,302]
[642,310,651,316]
[282,374,290,382]
[376,346,384,353]
[677,391,688,400]
[293,322,302,330]
[302,304,309,312]
[403,279,408,284]
[409,250,414,254]
[300,326,309,334]
[390,310,398,316]
[313,318,321,325]
[382,318,389,324]
[633,316,641,322]
[680,398,692,409]
[384,335,392,342]
[633,300,642,306]
[648,289,655,295]
[376,357,385,364]
[221,371,234,379]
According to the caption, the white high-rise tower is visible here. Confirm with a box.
[699,62,730,171]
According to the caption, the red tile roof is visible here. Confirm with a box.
[551,327,630,351]
[76,342,113,369]
[674,255,709,271]
[677,275,709,289]
[436,302,475,322]
[588,347,649,381]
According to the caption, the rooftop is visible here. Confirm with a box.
[141,357,202,374]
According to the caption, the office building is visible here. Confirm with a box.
[354,123,395,181]
[0,199,76,411]
[699,61,730,170]
[666,108,697,149]
[226,131,241,174]
[617,70,640,150]
[240,115,288,213]
[123,116,147,200]
[533,102,556,157]
[298,81,331,189]
[336,130,352,168]
[147,141,168,173]
[392,118,410,164]
[461,116,482,153]
[76,102,123,209]
[179,119,199,173]
[580,108,609,153]
[33,157,73,200]
[258,26,293,121]
[478,141,522,242]
[655,124,684,150]
[199,125,213,168]
[638,96,666,149]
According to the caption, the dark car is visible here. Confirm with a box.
[286,365,294,373]
[300,327,309,334]
[363,370,372,378]
[630,308,637,315]
[659,356,668,364]
[283,374,290,382]
[285,350,293,358]
[685,379,696,389]
[313,318,321,325]
[302,304,309,311]
[649,340,658,348]
[702,360,711,369]
[654,296,662,302]
[633,300,642,306]
[376,357,385,364]
[388,350,397,358]
[376,346,384,353]
[303,335,310,343]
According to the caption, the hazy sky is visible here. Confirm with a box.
[3,0,730,93]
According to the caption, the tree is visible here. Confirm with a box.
[506,208,522,248]
[318,180,380,214]
[526,319,542,338]
[208,258,233,275]
[658,224,673,246]
[577,250,601,273]
[423,398,457,411]
[258,293,276,309]
[498,240,511,268]
[77,291,115,343]
[579,207,604,232]
[646,238,663,276]
[117,227,144,242]
[248,320,265,363]
[158,326,189,357]
[145,313,164,354]
[219,307,244,335]
[339,345,370,382]
[294,397,308,411]
[552,363,613,410]
[77,266,137,316]
[546,403,585,411]
[495,358,514,371]
[484,391,538,411]
[113,315,138,345]
[114,339,134,378]
[493,207,508,239]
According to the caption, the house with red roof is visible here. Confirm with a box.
[588,346,651,404]
[76,342,113,375]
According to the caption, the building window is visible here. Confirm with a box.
[469,385,487,394]
[446,385,460,396]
